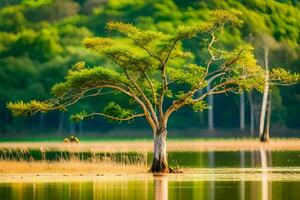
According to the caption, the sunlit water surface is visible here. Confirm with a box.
[1,149,300,200]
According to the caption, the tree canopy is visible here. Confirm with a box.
[1,0,300,135]
[7,10,300,133]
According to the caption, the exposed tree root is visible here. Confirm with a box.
[260,133,270,142]
[149,160,182,174]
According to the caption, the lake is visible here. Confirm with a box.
[1,148,300,200]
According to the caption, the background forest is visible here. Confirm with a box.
[0,0,299,138]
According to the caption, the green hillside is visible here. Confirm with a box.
[0,0,299,136]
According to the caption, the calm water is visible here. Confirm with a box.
[1,149,300,200]
[1,178,300,200]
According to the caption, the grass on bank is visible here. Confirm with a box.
[1,139,300,174]
[0,160,147,174]
[0,149,148,174]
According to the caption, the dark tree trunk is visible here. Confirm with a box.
[150,127,173,173]
[248,91,255,136]
[260,128,270,142]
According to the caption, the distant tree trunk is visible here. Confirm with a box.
[209,151,215,200]
[57,112,64,133]
[248,91,255,136]
[70,118,75,133]
[150,126,173,173]
[265,93,272,139]
[197,90,205,126]
[4,109,9,124]
[239,151,245,200]
[39,113,44,131]
[207,84,214,131]
[240,92,245,131]
[259,48,270,142]
[79,121,83,136]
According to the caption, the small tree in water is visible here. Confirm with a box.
[7,10,299,173]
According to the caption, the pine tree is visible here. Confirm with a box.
[7,10,300,173]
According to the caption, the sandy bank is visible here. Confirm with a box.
[1,139,300,152]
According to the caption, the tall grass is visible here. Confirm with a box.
[0,147,148,174]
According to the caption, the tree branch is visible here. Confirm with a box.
[124,70,159,127]
[81,112,145,121]
[158,39,179,123]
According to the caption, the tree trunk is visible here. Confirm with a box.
[240,92,245,131]
[150,127,173,173]
[207,84,214,131]
[57,112,64,133]
[260,94,271,142]
[39,113,44,131]
[259,47,270,142]
[265,93,272,139]
[248,91,255,136]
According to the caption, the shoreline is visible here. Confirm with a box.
[1,139,300,152]
[2,167,300,183]
[1,139,300,180]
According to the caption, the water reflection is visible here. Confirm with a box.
[209,151,215,200]
[239,151,245,200]
[154,175,168,200]
[2,150,300,200]
[1,174,300,200]
[260,147,273,200]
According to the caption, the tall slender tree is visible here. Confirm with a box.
[248,91,255,136]
[207,83,214,131]
[259,47,270,141]
[240,91,245,130]
[7,10,300,173]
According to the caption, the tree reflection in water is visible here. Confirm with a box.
[240,151,245,200]
[260,147,269,200]
[154,175,168,200]
[209,150,215,200]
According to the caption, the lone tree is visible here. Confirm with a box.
[7,10,299,173]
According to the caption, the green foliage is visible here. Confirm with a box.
[167,64,206,86]
[70,110,87,122]
[83,36,159,72]
[192,101,209,112]
[30,29,62,61]
[51,82,69,97]
[1,0,300,133]
[104,21,193,62]
[103,102,134,123]
[7,10,298,132]
[225,45,266,92]
[6,100,51,116]
[66,66,128,89]
[11,29,36,56]
[270,68,300,85]
[0,6,26,32]
[0,32,17,53]
[70,61,86,72]
[22,0,52,7]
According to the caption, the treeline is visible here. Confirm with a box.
[0,0,299,136]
